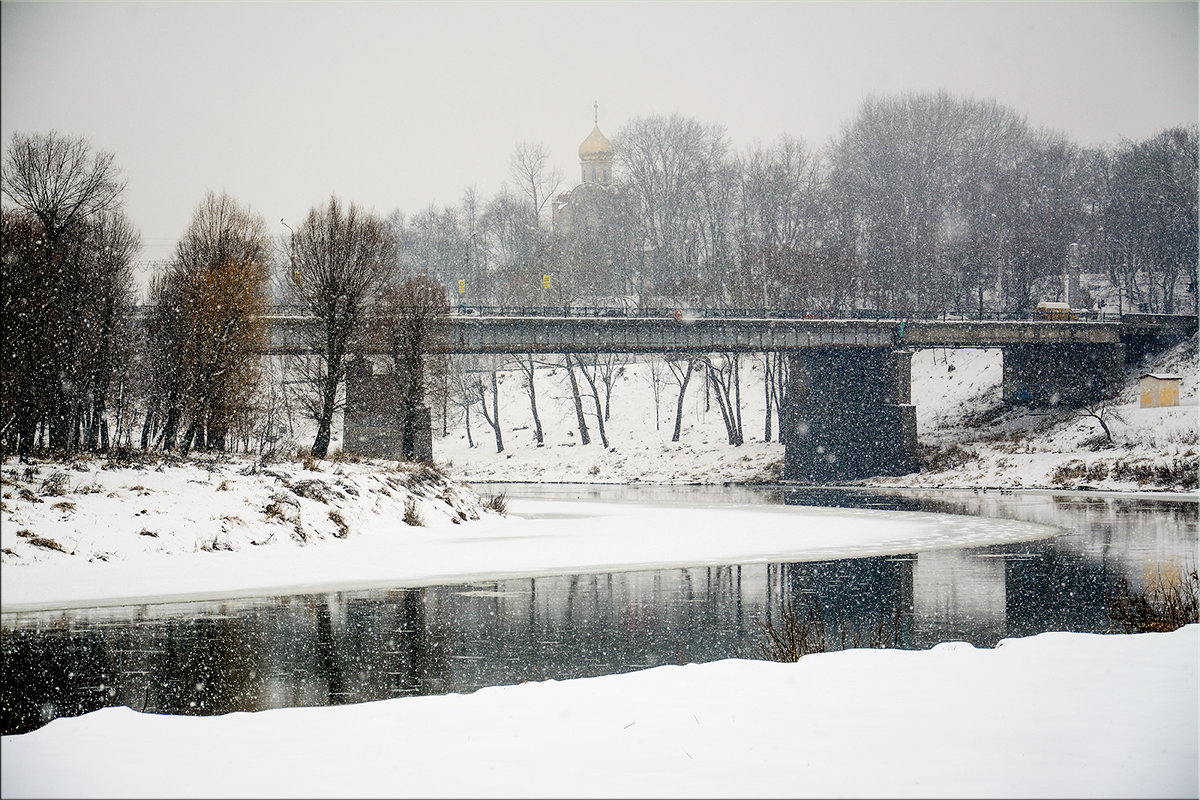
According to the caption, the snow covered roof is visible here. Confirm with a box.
[1139,373,1181,381]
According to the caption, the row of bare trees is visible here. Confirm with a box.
[1,131,447,461]
[438,349,783,456]
[2,132,138,458]
[395,92,1197,317]
[5,89,1195,459]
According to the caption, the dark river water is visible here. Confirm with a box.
[2,484,1195,736]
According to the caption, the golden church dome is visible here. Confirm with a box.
[579,123,613,162]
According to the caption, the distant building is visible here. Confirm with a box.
[1139,373,1181,408]
[552,103,615,236]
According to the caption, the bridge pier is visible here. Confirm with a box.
[343,358,433,462]
[783,348,918,482]
[1001,343,1125,406]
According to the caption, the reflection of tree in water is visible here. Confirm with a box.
[0,626,112,735]
[764,556,915,652]
[394,589,451,696]
[314,600,346,704]
[153,613,265,716]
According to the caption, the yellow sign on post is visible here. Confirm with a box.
[542,274,550,290]
[458,279,466,294]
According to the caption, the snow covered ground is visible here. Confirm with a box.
[434,333,1198,491]
[3,625,1195,798]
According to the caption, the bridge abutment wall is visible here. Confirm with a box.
[783,348,918,482]
[1001,343,1125,406]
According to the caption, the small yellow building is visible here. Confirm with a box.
[1139,373,1181,408]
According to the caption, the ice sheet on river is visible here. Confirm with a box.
[1,495,1060,612]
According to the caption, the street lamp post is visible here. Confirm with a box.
[281,219,299,288]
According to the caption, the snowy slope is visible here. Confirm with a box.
[434,336,1198,491]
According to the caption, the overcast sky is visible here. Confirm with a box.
[2,1,1196,287]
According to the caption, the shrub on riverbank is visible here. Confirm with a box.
[1108,568,1199,633]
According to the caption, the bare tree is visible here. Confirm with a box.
[371,273,448,460]
[445,355,480,448]
[469,360,504,453]
[760,351,789,443]
[513,353,545,446]
[285,196,394,458]
[1,132,136,458]
[644,356,668,431]
[615,114,730,303]
[665,353,701,442]
[82,211,140,451]
[706,352,744,446]
[562,353,591,445]
[2,131,126,245]
[572,354,610,449]
[149,192,271,453]
[509,141,562,226]
[1077,399,1126,449]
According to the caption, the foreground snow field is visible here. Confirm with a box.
[3,625,1195,799]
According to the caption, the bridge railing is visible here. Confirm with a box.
[137,303,1131,324]
[450,305,1125,322]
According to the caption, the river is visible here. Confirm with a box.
[2,485,1195,736]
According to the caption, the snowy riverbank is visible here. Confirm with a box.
[3,624,1195,798]
[1,455,1065,612]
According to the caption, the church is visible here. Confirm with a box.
[551,103,615,236]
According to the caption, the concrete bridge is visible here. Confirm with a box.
[265,311,1194,482]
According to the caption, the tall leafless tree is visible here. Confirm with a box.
[371,273,448,461]
[1,132,135,458]
[285,196,395,458]
[2,131,126,245]
[148,191,271,453]
[509,141,562,226]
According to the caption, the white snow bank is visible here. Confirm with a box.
[4,625,1194,798]
[1,457,1060,611]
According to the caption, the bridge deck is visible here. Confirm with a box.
[262,314,1136,355]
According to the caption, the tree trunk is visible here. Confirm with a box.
[522,354,544,446]
[312,369,340,459]
[162,402,181,451]
[564,355,591,445]
[773,355,789,443]
[671,359,695,442]
[476,370,504,453]
[491,372,503,453]
[577,357,609,449]
[708,366,736,445]
[732,355,743,445]
[179,420,197,456]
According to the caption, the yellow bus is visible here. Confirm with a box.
[1034,302,1077,321]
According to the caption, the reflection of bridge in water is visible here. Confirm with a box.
[264,310,1194,481]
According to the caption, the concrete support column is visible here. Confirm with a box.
[1002,343,1125,406]
[343,357,433,461]
[783,348,918,482]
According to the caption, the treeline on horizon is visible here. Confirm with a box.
[409,90,1196,318]
[1,90,1196,460]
